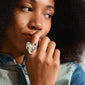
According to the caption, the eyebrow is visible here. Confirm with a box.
[46,5,55,10]
[25,0,55,10]
[24,0,33,1]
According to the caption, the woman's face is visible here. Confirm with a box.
[4,0,55,54]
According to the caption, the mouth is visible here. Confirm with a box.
[23,31,43,42]
[24,34,33,42]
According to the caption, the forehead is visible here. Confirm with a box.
[20,0,55,6]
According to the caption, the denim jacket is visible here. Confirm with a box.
[0,53,30,85]
[0,53,85,85]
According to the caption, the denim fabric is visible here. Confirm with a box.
[0,53,85,85]
[55,63,85,85]
[55,63,76,85]
[0,53,30,85]
[71,64,85,85]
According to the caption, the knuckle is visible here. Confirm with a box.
[56,49,60,54]
[45,59,51,66]
[53,61,60,68]
[36,52,46,64]
[37,57,44,64]
[55,49,61,57]
[44,37,50,42]
[49,41,56,47]
[51,41,56,46]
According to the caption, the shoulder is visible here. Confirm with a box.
[71,64,85,85]
[55,62,85,85]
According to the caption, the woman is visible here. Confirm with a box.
[0,0,85,85]
[0,0,60,85]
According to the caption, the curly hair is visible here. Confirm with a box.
[48,0,85,63]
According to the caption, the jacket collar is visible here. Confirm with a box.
[0,53,27,65]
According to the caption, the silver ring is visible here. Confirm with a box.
[26,42,37,54]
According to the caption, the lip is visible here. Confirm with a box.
[23,31,42,42]
[24,33,33,42]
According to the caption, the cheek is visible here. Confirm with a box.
[44,23,51,35]
[41,27,51,37]
[11,12,28,30]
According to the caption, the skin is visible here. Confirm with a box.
[1,0,60,85]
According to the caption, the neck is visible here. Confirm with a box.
[13,54,25,64]
[0,47,25,64]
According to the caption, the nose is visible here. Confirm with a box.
[28,13,43,30]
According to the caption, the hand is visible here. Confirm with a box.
[25,31,60,85]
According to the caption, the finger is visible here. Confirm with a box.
[31,30,42,44]
[37,37,50,56]
[26,31,42,55]
[46,41,56,60]
[53,49,60,65]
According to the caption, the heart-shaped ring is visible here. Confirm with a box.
[26,42,37,54]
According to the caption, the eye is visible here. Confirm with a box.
[45,14,52,18]
[23,7,32,12]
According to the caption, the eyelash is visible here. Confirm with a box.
[45,14,52,18]
[22,7,53,19]
[22,7,32,11]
